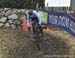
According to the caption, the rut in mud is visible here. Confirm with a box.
[0,29,75,58]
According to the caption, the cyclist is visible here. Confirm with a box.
[27,10,43,37]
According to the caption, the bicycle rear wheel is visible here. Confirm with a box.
[36,37,42,50]
[32,19,43,50]
[35,24,43,50]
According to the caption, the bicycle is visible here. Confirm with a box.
[32,18,43,50]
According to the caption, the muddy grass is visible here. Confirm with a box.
[0,28,75,58]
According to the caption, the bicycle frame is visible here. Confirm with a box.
[32,19,43,50]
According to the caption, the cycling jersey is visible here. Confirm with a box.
[27,11,41,27]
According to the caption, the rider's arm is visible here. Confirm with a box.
[27,15,31,27]
[33,11,41,25]
[36,12,41,25]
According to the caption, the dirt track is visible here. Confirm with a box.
[0,29,75,58]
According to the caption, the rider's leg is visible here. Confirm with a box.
[32,23,36,38]
[38,18,43,36]
[38,24,43,36]
[32,23,35,33]
[28,27,30,31]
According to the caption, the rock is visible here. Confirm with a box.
[0,9,2,12]
[11,10,17,14]
[0,11,5,17]
[4,8,8,11]
[0,9,29,28]
[8,20,13,24]
[19,15,26,20]
[8,14,18,20]
[11,24,16,29]
[5,10,12,16]
[21,9,25,12]
[17,10,21,13]
[4,8,10,12]
[4,23,10,27]
[25,10,29,15]
[0,17,7,23]
[0,23,4,27]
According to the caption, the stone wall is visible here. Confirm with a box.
[0,8,28,28]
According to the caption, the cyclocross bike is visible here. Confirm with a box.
[31,18,43,50]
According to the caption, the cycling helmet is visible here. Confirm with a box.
[28,10,33,16]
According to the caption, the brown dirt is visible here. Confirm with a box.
[0,28,75,58]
